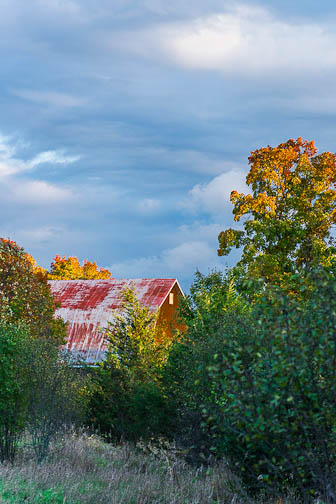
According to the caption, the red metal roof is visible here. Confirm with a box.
[49,278,179,364]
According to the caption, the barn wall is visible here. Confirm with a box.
[158,283,185,338]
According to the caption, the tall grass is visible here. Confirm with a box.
[0,431,246,503]
[0,431,302,503]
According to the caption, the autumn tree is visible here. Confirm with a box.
[0,239,66,342]
[48,254,111,280]
[218,138,336,284]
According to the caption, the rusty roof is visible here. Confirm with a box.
[49,278,181,364]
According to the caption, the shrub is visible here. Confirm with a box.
[24,340,91,463]
[89,369,173,441]
[0,321,90,463]
[200,266,336,500]
[163,267,336,500]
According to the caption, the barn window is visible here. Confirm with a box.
[169,293,174,305]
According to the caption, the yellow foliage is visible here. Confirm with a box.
[218,137,336,285]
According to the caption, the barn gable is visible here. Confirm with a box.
[49,278,183,364]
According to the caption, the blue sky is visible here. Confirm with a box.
[1,0,336,290]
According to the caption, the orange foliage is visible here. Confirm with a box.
[218,137,336,283]
[49,254,112,280]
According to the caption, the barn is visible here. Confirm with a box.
[49,278,184,365]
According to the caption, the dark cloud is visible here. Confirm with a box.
[0,0,335,289]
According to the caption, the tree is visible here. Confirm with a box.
[218,138,336,284]
[0,239,66,342]
[104,287,170,382]
[24,340,90,463]
[0,321,30,462]
[48,254,111,280]
[161,271,250,462]
[88,287,174,441]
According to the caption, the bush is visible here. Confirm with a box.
[163,267,336,500]
[24,340,91,463]
[0,321,90,463]
[196,267,336,500]
[89,368,173,441]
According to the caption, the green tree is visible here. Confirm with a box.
[89,287,174,441]
[161,271,250,461]
[104,287,170,382]
[218,138,336,285]
[0,321,30,462]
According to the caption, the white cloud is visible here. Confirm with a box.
[0,159,26,177]
[108,214,241,288]
[0,135,80,177]
[0,134,78,206]
[117,5,336,75]
[176,222,223,242]
[181,169,247,215]
[163,240,215,272]
[0,135,27,176]
[29,150,80,167]
[11,180,72,204]
[10,225,62,243]
[137,198,161,214]
[110,239,218,280]
[0,134,16,158]
[13,89,86,108]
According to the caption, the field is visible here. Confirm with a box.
[0,431,290,504]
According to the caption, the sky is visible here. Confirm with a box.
[1,0,336,291]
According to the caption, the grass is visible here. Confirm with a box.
[0,431,253,504]
[0,432,304,504]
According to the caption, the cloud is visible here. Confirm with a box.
[0,135,80,178]
[0,134,78,206]
[9,225,63,244]
[29,150,80,167]
[110,239,218,279]
[11,180,72,204]
[142,148,243,176]
[108,218,239,290]
[0,159,26,177]
[13,89,86,108]
[137,198,161,214]
[163,240,215,272]
[117,5,336,76]
[0,135,27,176]
[0,134,16,158]
[35,0,82,16]
[181,170,247,215]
